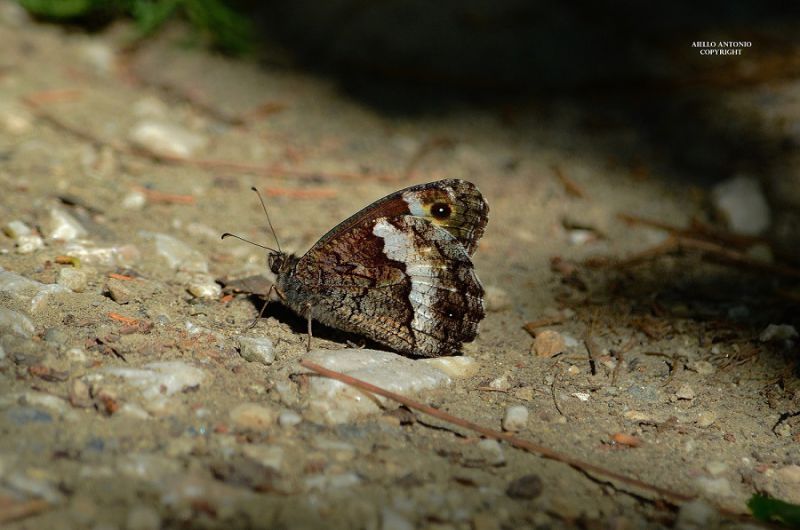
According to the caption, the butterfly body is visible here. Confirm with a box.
[269,179,488,357]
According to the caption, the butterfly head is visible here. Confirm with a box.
[268,250,289,275]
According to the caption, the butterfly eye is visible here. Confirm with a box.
[430,202,452,220]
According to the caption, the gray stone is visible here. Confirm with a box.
[711,175,770,235]
[0,307,34,337]
[57,267,88,292]
[237,336,275,365]
[502,405,529,432]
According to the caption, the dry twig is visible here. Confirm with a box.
[301,359,695,504]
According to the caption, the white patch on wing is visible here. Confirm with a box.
[372,218,441,338]
[402,192,427,217]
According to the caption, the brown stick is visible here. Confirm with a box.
[300,359,695,504]
[0,498,51,524]
[552,165,586,198]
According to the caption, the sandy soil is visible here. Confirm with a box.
[1,5,798,529]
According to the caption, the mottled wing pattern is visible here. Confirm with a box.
[312,179,488,256]
[286,215,484,357]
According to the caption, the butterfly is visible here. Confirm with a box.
[229,179,489,357]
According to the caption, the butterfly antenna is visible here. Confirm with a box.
[251,186,282,253]
[220,232,278,253]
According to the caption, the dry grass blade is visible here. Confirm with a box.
[300,359,695,504]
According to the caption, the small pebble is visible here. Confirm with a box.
[278,409,302,427]
[121,190,147,210]
[488,374,511,391]
[238,336,275,365]
[711,175,770,236]
[687,360,715,375]
[696,411,717,428]
[16,235,44,254]
[711,174,770,235]
[57,267,88,292]
[694,476,733,497]
[241,444,284,471]
[148,233,208,272]
[759,323,798,342]
[533,330,566,358]
[47,207,87,241]
[418,356,479,378]
[477,439,505,466]
[80,41,115,76]
[104,361,206,402]
[676,384,695,400]
[68,379,93,408]
[128,120,208,158]
[229,403,277,431]
[186,273,222,299]
[64,242,141,267]
[484,285,511,312]
[105,279,132,304]
[0,103,32,134]
[0,307,35,337]
[506,474,543,500]
[502,405,529,432]
[3,219,32,239]
[65,347,88,363]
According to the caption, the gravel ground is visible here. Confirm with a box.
[1,4,799,529]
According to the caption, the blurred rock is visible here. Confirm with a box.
[57,267,88,292]
[484,285,511,312]
[230,403,277,431]
[237,336,275,365]
[129,120,208,158]
[47,207,88,241]
[759,324,797,342]
[533,330,566,358]
[502,405,528,432]
[0,307,34,337]
[711,175,770,235]
[418,356,478,378]
[302,348,450,424]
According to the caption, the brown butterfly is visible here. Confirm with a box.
[227,179,489,357]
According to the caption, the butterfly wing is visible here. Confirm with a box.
[284,215,484,357]
[311,179,488,256]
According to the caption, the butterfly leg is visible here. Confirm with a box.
[247,284,276,329]
[305,304,313,351]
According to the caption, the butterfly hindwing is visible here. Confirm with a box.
[272,179,488,357]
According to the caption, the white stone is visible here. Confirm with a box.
[128,120,208,158]
[477,439,505,466]
[0,307,34,337]
[79,41,115,76]
[759,324,798,342]
[676,384,695,400]
[418,356,479,378]
[121,190,147,210]
[711,175,770,235]
[278,409,302,427]
[571,392,590,402]
[57,267,88,292]
[47,207,87,241]
[242,444,285,471]
[229,403,277,431]
[145,232,208,272]
[304,472,362,491]
[694,476,734,497]
[303,349,451,424]
[15,234,44,254]
[3,220,32,238]
[238,336,275,365]
[502,405,529,432]
[687,360,715,375]
[488,374,511,391]
[65,347,88,363]
[104,361,206,402]
[0,103,32,134]
[62,242,141,267]
[186,273,222,299]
